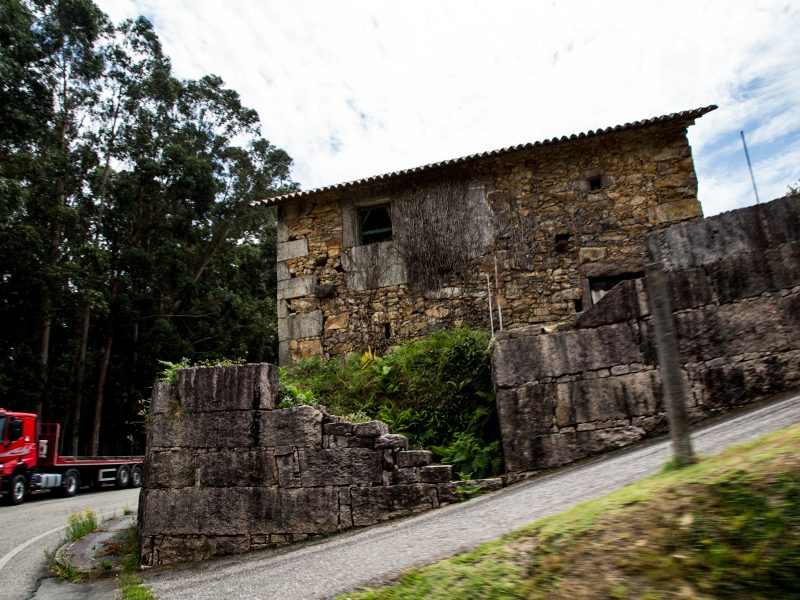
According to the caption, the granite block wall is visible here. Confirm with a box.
[494,196,800,475]
[138,363,501,565]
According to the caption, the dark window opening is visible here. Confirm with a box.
[383,323,391,339]
[588,175,602,191]
[358,204,393,245]
[588,272,643,305]
[573,298,583,313]
[555,233,571,252]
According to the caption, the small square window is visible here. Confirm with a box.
[588,175,602,191]
[555,233,571,252]
[358,203,393,245]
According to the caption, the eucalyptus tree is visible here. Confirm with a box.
[1,0,296,455]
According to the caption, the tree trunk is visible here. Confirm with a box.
[90,322,113,456]
[67,305,91,455]
[33,315,52,417]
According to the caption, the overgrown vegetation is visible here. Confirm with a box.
[65,510,98,543]
[279,327,502,479]
[339,423,800,599]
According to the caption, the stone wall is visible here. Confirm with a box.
[138,363,501,565]
[494,196,800,475]
[276,114,709,363]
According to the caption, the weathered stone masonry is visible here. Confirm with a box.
[138,363,501,565]
[494,195,800,475]
[264,107,716,363]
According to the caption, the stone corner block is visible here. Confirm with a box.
[279,310,324,342]
[277,239,309,262]
[175,363,278,413]
[277,275,317,300]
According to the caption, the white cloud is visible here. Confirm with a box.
[97,0,800,215]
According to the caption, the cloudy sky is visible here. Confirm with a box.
[97,0,799,216]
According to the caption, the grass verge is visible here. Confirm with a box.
[117,525,158,600]
[339,423,800,599]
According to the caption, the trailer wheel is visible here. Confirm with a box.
[115,465,130,489]
[58,469,80,497]
[7,474,27,505]
[130,465,143,488]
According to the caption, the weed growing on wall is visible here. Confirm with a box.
[279,327,503,478]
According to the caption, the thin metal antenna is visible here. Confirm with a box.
[740,130,760,205]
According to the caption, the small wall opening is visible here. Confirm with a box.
[588,175,603,191]
[588,272,643,305]
[554,233,571,252]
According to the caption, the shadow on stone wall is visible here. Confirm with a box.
[138,363,502,566]
[494,195,800,475]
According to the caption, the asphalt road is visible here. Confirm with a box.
[0,485,140,600]
[139,393,800,600]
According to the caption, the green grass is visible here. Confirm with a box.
[339,423,800,599]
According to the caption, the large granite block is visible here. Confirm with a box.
[262,405,324,448]
[493,321,643,387]
[298,448,382,487]
[250,486,340,535]
[139,488,255,536]
[350,484,437,527]
[149,410,265,449]
[175,363,278,413]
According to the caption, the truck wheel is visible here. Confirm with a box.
[7,474,27,505]
[58,469,80,497]
[130,465,143,488]
[115,465,130,489]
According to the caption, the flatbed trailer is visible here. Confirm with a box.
[0,410,143,505]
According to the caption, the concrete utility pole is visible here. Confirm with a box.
[644,262,696,465]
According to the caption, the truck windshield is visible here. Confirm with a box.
[0,415,6,443]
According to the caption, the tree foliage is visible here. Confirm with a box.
[0,0,296,454]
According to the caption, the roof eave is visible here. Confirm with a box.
[255,104,717,207]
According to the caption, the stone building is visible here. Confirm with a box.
[258,106,716,364]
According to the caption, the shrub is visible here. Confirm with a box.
[279,327,503,478]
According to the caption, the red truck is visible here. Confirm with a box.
[0,409,143,505]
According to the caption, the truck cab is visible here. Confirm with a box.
[0,410,38,504]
